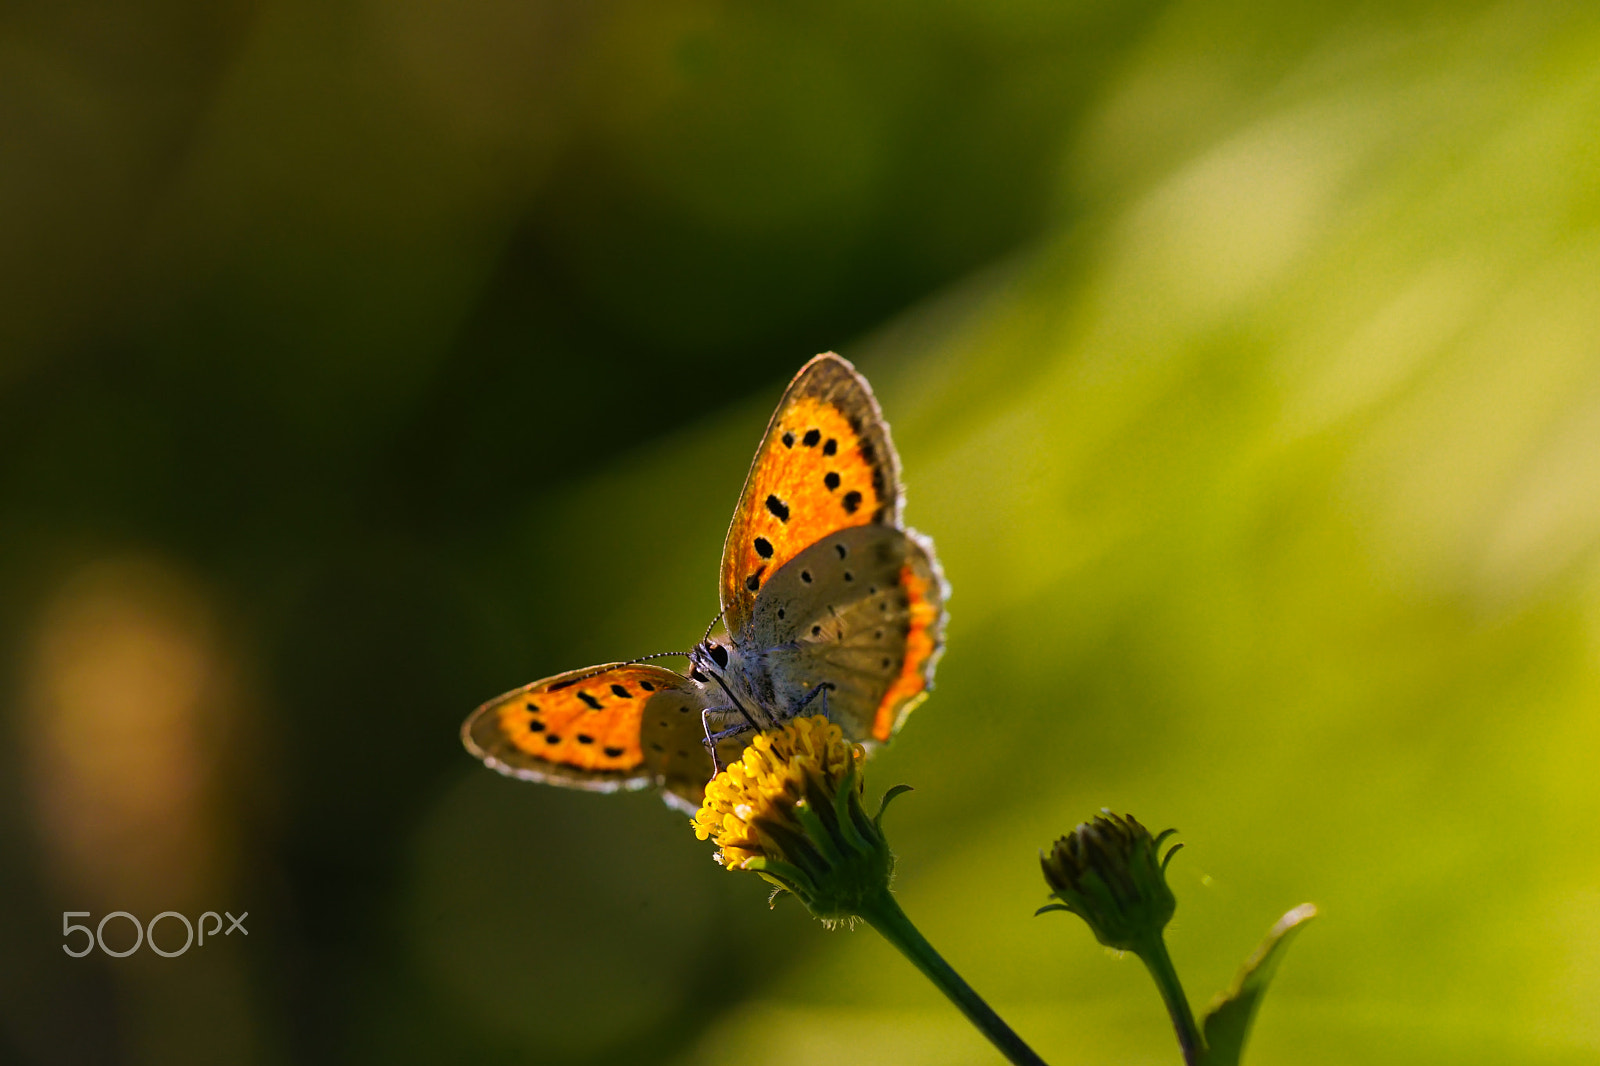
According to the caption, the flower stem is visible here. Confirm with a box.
[857,889,1050,1066]
[1135,934,1204,1065]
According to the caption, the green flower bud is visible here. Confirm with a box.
[1037,810,1182,951]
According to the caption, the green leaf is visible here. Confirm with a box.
[1200,903,1317,1066]
[874,784,915,826]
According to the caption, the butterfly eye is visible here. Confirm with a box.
[709,644,730,668]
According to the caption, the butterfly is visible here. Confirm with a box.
[461,353,948,812]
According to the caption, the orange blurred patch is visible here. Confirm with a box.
[20,560,234,912]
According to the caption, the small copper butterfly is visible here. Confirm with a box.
[461,353,948,811]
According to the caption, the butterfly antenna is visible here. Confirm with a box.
[622,650,691,666]
[701,610,726,646]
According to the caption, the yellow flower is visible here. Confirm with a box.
[692,715,905,920]
[690,719,1052,1066]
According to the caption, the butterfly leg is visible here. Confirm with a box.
[701,708,753,774]
[786,681,836,722]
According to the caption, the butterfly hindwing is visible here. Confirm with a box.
[739,524,948,744]
[462,663,719,798]
[639,682,752,812]
[720,353,903,636]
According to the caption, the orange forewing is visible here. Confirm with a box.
[461,663,707,791]
[721,354,902,634]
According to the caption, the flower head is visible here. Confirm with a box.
[692,716,907,921]
[1038,810,1182,951]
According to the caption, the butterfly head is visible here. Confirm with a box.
[687,639,732,685]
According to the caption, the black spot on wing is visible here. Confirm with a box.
[547,678,580,691]
[782,431,795,448]
[639,680,656,691]
[577,691,603,710]
[577,734,595,744]
[754,536,774,558]
[766,495,790,521]
[823,438,838,456]
[545,734,562,745]
[824,471,840,490]
[605,746,625,758]
[803,428,821,447]
[836,543,848,558]
[610,684,631,699]
[842,491,862,514]
[528,720,546,732]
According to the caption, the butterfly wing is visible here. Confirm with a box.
[739,524,948,744]
[461,663,734,810]
[720,353,904,637]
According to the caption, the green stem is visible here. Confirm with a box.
[857,888,1050,1066]
[1135,934,1204,1066]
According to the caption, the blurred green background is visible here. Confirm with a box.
[4,0,1600,1063]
